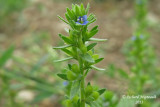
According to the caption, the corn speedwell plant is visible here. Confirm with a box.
[123,0,158,94]
[53,3,107,107]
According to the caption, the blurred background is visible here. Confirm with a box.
[0,0,160,107]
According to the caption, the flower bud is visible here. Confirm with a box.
[81,44,87,53]
[104,91,113,101]
[67,71,77,80]
[72,64,79,73]
[91,91,99,100]
[85,85,93,96]
[72,95,79,103]
[64,99,72,107]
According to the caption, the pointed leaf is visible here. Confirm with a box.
[91,25,98,32]
[68,64,72,70]
[54,57,73,63]
[88,18,96,25]
[61,48,73,56]
[91,65,105,71]
[59,34,73,44]
[89,38,107,42]
[0,46,14,68]
[57,15,69,24]
[88,30,98,39]
[88,14,95,21]
[65,13,71,22]
[57,73,68,80]
[85,3,90,14]
[80,3,85,15]
[95,58,104,64]
[81,53,95,63]
[53,45,72,49]
[87,43,97,51]
[98,88,106,95]
[67,8,75,19]
[84,69,90,77]
[75,5,80,16]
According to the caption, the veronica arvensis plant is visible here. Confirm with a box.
[53,4,107,107]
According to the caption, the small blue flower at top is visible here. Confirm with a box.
[76,15,89,25]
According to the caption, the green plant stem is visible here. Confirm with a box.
[79,27,85,107]
[79,58,85,107]
[81,76,85,107]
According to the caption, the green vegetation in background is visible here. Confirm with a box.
[123,0,159,94]
[0,0,28,28]
[0,46,25,107]
[0,32,69,106]
[106,0,160,106]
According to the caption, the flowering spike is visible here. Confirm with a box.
[54,4,107,107]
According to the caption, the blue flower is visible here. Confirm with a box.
[140,35,144,39]
[131,36,136,41]
[76,15,89,25]
[63,81,68,86]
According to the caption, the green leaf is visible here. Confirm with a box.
[65,13,71,22]
[53,45,72,49]
[57,73,68,80]
[88,18,96,25]
[81,53,95,63]
[80,3,85,15]
[68,64,72,70]
[91,65,105,71]
[85,3,90,14]
[54,57,73,63]
[70,80,80,98]
[75,5,80,16]
[89,38,107,42]
[59,34,73,44]
[57,15,69,24]
[67,8,75,19]
[84,69,90,77]
[72,4,75,10]
[98,88,106,95]
[95,58,104,64]
[87,82,91,86]
[88,30,98,39]
[87,43,97,51]
[61,48,73,56]
[0,45,14,68]
[91,25,98,32]
[88,14,95,21]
